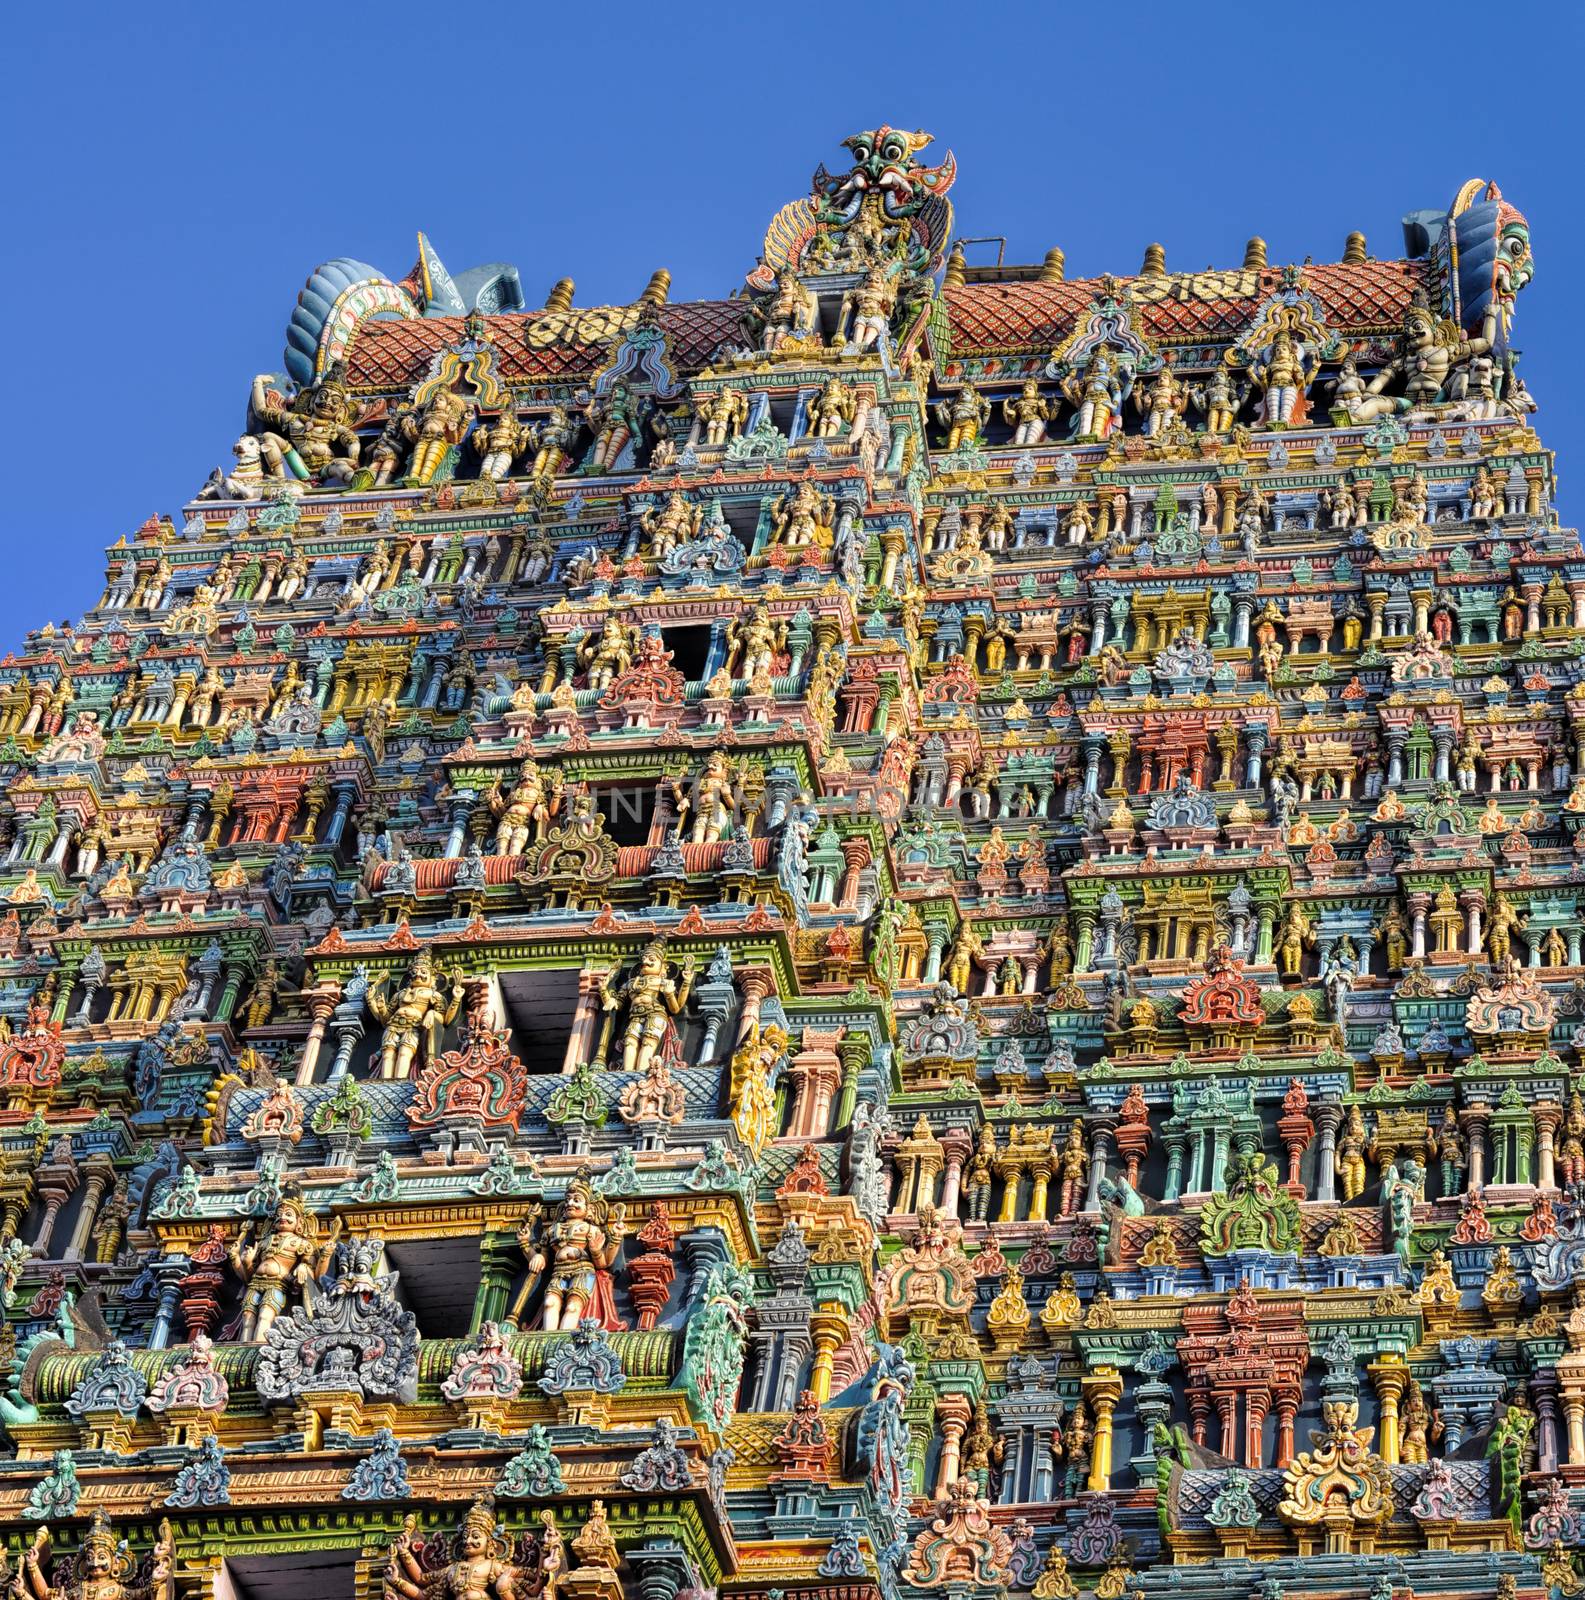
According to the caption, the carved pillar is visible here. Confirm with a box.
[1083,1368,1124,1491]
[1369,1358,1407,1466]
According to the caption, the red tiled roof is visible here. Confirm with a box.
[943,258,1427,355]
[345,301,751,391]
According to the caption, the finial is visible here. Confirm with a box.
[1243,237,1268,271]
[1141,243,1167,277]
[639,270,671,307]
[1040,248,1066,283]
[544,278,575,313]
[943,242,967,291]
[1343,231,1368,264]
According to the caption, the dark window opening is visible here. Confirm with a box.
[664,624,714,682]
[498,967,584,1075]
[592,782,656,846]
[385,1237,481,1340]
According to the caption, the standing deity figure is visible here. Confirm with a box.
[935,384,991,451]
[1193,364,1245,433]
[698,387,749,447]
[846,263,898,354]
[383,1499,529,1600]
[577,613,639,690]
[1062,499,1094,546]
[1056,1121,1089,1216]
[583,381,644,473]
[472,411,528,481]
[527,405,579,483]
[769,480,834,548]
[1275,901,1313,979]
[1002,380,1055,447]
[1556,1092,1585,1187]
[1373,903,1409,972]
[945,926,983,995]
[1337,1106,1369,1201]
[726,603,785,680]
[367,949,466,1080]
[12,1513,174,1600]
[1251,326,1318,427]
[601,939,695,1077]
[487,760,555,855]
[808,375,857,438]
[228,1183,340,1341]
[248,365,361,485]
[1061,348,1131,440]
[1136,361,1189,437]
[757,268,817,350]
[962,1124,996,1223]
[364,402,417,487]
[510,1176,626,1331]
[689,751,742,844]
[638,490,701,557]
[408,388,476,485]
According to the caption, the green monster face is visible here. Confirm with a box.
[1496,220,1534,300]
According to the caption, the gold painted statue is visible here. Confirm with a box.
[509,1176,626,1331]
[769,480,834,548]
[367,949,466,1080]
[12,1513,174,1600]
[698,387,749,447]
[228,1183,341,1341]
[473,411,529,481]
[407,387,476,485]
[935,384,991,451]
[383,1499,529,1600]
[600,939,695,1077]
[807,375,857,439]
[249,365,361,485]
[487,759,556,855]
[638,490,702,557]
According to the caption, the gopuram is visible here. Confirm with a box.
[0,124,1578,1600]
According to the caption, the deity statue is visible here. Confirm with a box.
[769,481,835,548]
[487,759,556,855]
[845,263,898,354]
[583,381,644,473]
[807,375,857,439]
[382,1498,532,1600]
[638,490,702,558]
[726,604,786,680]
[11,1513,174,1600]
[367,949,466,1080]
[1488,892,1524,963]
[510,1176,626,1331]
[945,926,983,996]
[600,939,695,1077]
[1337,1106,1368,1202]
[249,365,361,485]
[1136,361,1189,438]
[1061,348,1131,440]
[578,614,639,691]
[1275,903,1314,980]
[689,751,742,844]
[472,411,529,481]
[407,387,477,486]
[228,1182,340,1341]
[1192,365,1245,434]
[935,385,990,451]
[1002,380,1055,447]
[527,406,579,483]
[697,387,749,447]
[1249,325,1319,427]
[757,268,817,350]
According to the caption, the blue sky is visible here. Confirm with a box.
[2,2,1580,644]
